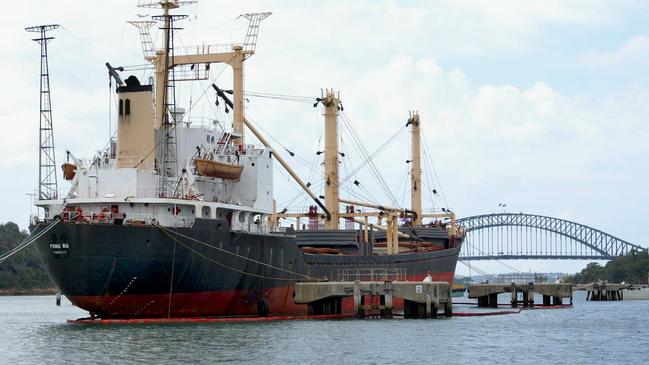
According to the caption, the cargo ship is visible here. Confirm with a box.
[29,1,464,319]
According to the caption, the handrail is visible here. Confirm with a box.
[37,211,194,228]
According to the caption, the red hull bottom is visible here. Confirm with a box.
[67,314,355,324]
[68,272,455,318]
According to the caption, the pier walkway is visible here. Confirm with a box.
[468,283,573,307]
[295,280,452,318]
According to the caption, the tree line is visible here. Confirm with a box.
[0,222,54,291]
[565,250,649,284]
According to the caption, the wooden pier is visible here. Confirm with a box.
[575,282,631,301]
[294,280,452,318]
[468,283,573,308]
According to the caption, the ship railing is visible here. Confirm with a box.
[337,268,408,282]
[171,43,240,57]
[37,210,194,228]
[29,187,75,202]
[53,183,208,200]
[276,205,382,231]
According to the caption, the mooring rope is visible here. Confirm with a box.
[0,219,60,264]
[157,226,325,282]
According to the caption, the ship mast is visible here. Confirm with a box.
[408,111,422,225]
[234,12,271,145]
[132,3,271,196]
[139,1,192,197]
[322,90,341,229]
[159,10,186,197]
[26,24,60,201]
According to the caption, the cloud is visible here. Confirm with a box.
[584,35,649,67]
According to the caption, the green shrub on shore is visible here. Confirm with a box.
[0,222,54,291]
[565,251,649,284]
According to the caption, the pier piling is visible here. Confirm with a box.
[577,282,630,301]
[295,280,452,319]
[468,283,572,308]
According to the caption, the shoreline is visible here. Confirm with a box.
[0,288,59,296]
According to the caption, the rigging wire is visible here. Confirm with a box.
[341,123,407,186]
[306,107,324,188]
[0,220,60,264]
[279,180,323,208]
[185,59,234,117]
[274,159,311,203]
[337,128,378,205]
[245,116,323,178]
[399,129,412,208]
[397,167,410,208]
[420,127,450,208]
[158,226,323,281]
[339,112,399,207]
[244,100,407,213]
[245,91,313,104]
[121,64,155,72]
[462,238,526,274]
[458,260,497,281]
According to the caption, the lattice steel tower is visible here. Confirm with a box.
[26,24,59,200]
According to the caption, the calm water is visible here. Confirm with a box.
[1,292,648,364]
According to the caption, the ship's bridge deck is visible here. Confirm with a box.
[34,197,272,233]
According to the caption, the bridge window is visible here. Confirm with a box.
[125,99,131,115]
[119,99,124,115]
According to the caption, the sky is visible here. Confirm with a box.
[2,0,648,276]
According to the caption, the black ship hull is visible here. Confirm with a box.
[32,219,461,318]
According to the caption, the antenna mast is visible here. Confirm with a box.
[26,24,60,201]
[140,1,193,197]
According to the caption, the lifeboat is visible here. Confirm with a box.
[61,162,77,180]
[194,158,243,180]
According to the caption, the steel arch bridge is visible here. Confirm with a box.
[456,213,647,260]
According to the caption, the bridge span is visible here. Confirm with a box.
[456,213,646,260]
